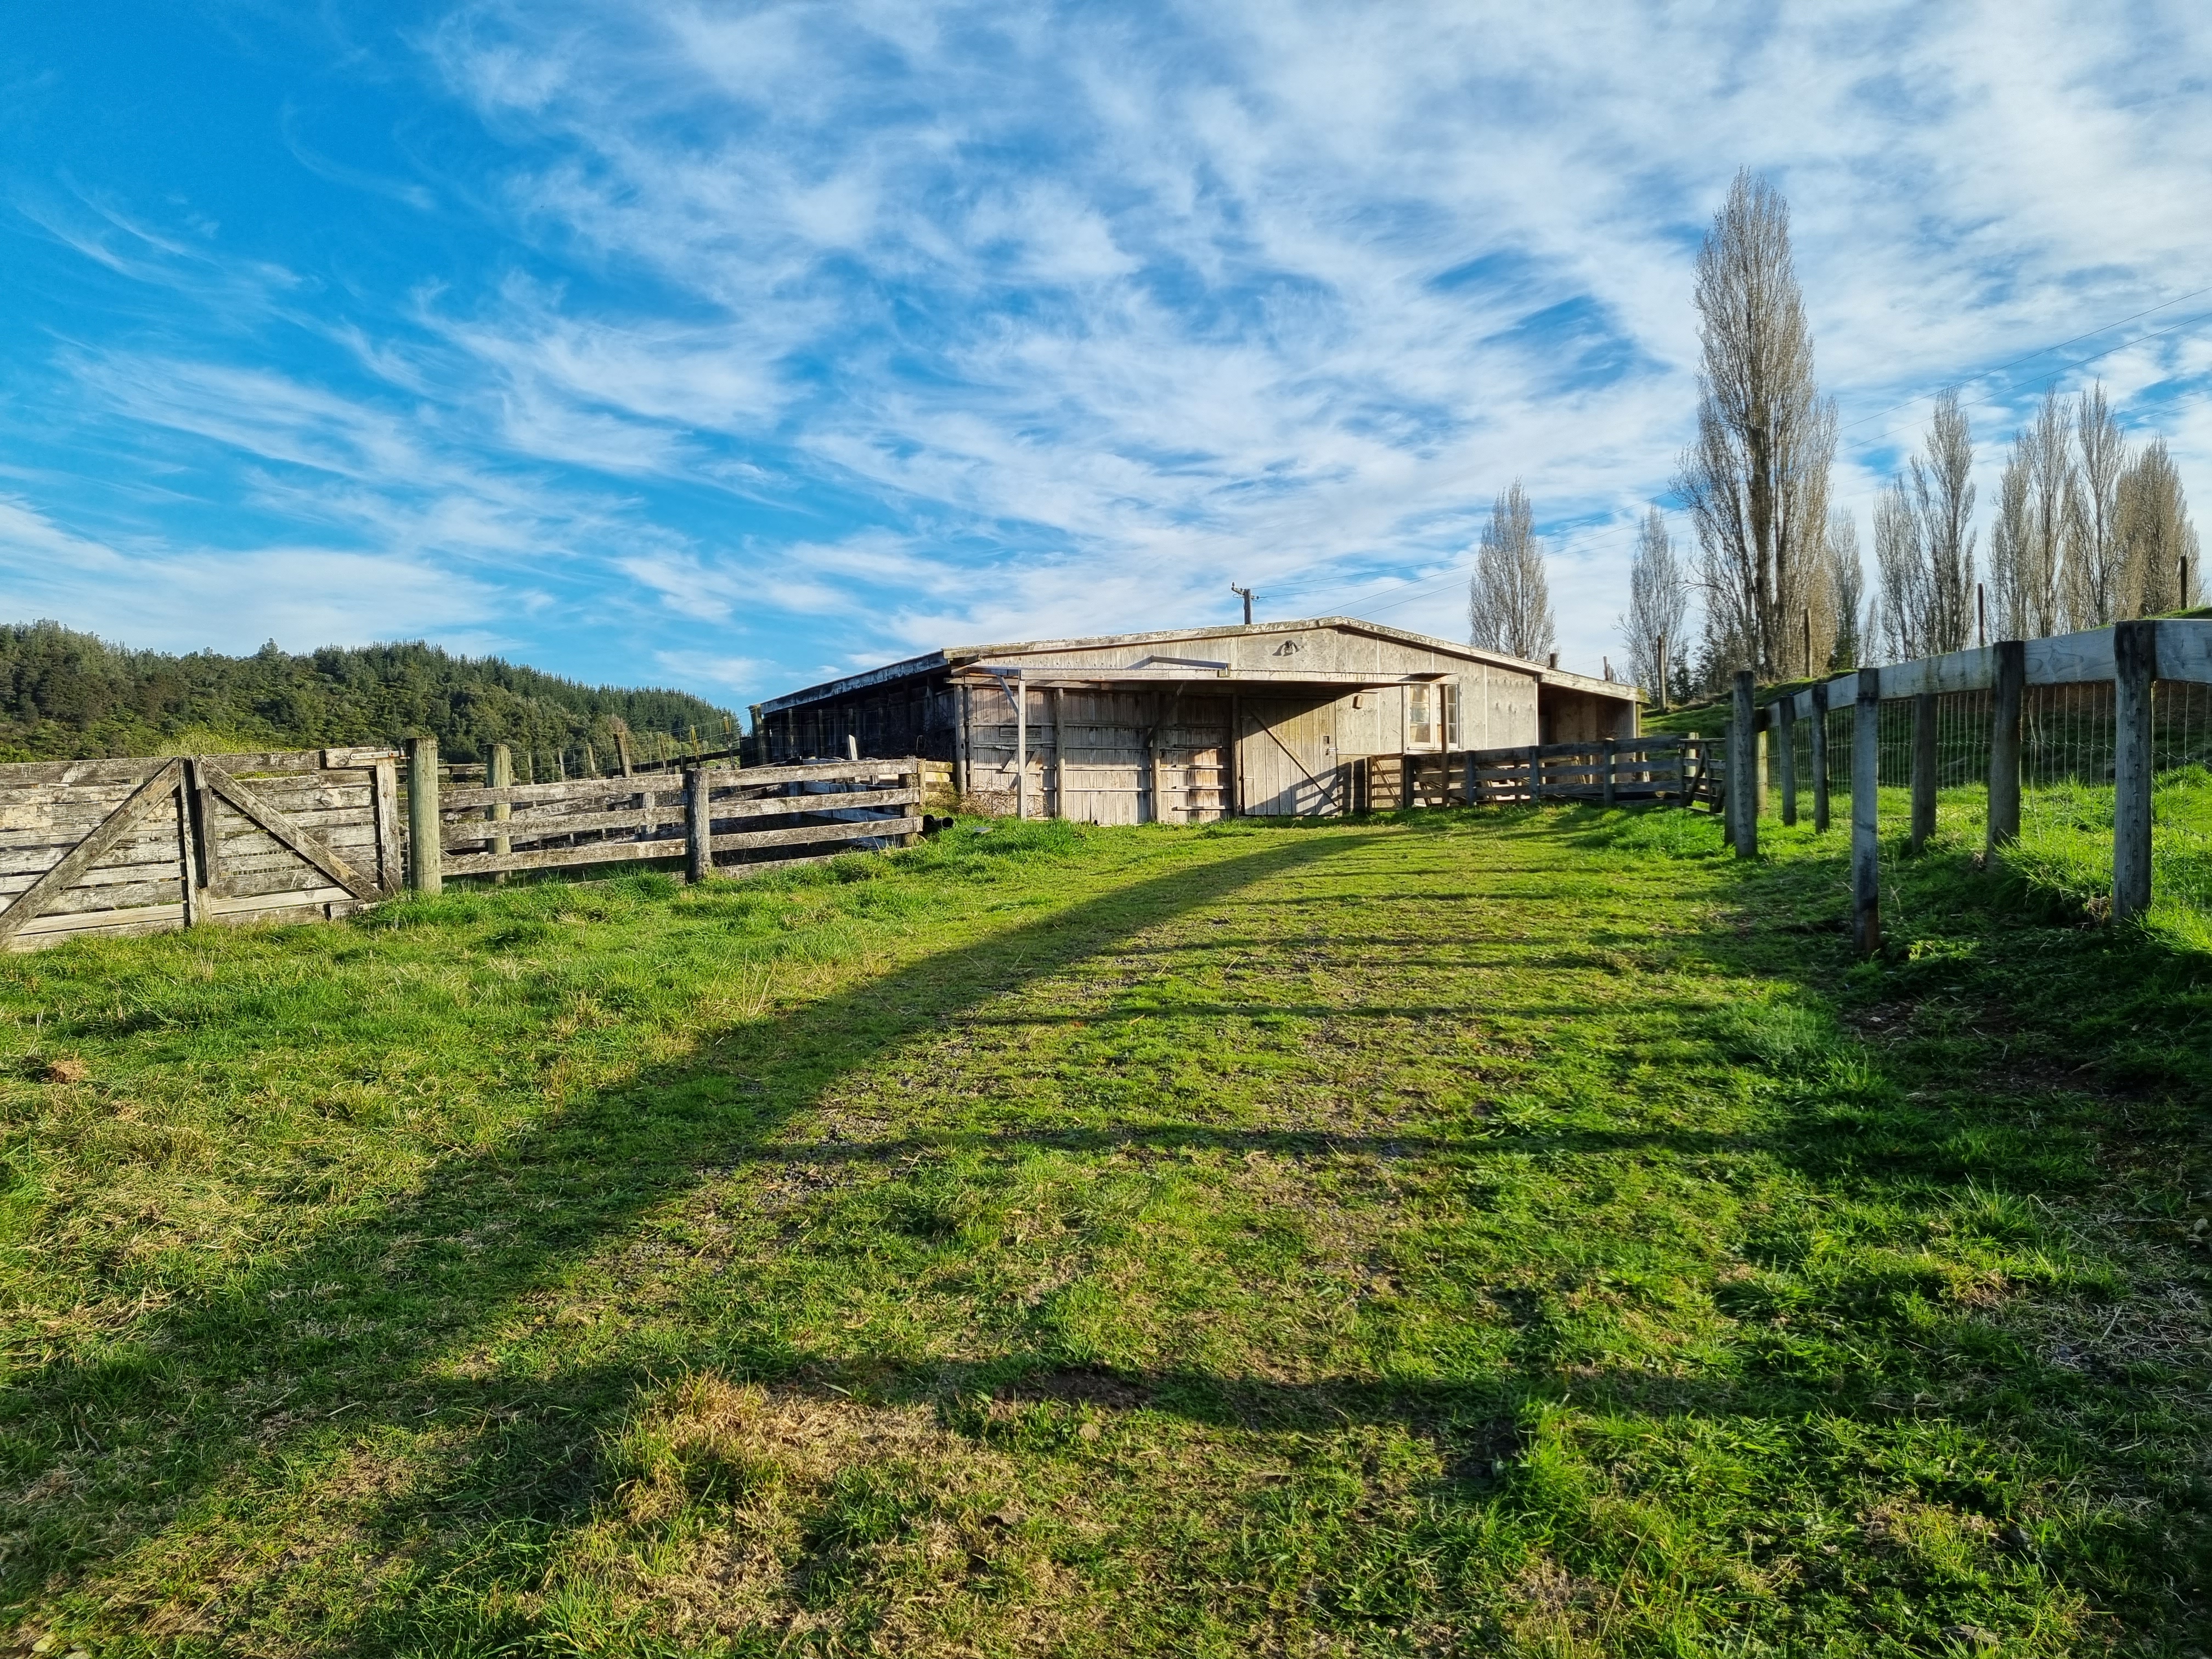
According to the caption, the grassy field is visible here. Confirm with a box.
[2,800,2208,1655]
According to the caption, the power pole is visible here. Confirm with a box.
[1230,584,1254,625]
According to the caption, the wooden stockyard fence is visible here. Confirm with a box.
[0,738,921,952]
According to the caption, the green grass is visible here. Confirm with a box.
[2,805,2208,1655]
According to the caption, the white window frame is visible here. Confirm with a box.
[1404,682,1443,752]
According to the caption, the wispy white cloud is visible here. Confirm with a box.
[7,0,2211,699]
[0,496,509,655]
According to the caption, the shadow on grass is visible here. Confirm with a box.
[0,832,1360,1615]
[16,803,2211,1647]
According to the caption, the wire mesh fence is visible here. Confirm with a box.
[1778,659,2212,929]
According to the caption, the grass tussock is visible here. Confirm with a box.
[0,804,2207,1655]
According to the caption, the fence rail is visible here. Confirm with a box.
[0,742,926,952]
[402,742,922,891]
[1403,735,1717,810]
[1711,617,2212,950]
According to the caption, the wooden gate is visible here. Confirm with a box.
[0,748,400,952]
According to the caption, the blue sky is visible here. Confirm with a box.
[4,2,2210,707]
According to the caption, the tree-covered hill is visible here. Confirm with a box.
[0,622,740,768]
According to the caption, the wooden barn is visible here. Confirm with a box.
[752,617,1640,822]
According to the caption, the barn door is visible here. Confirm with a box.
[1236,697,1343,816]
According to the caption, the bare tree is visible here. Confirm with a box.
[1674,171,1836,679]
[1989,432,2034,639]
[2117,437,2202,614]
[1826,511,1865,669]
[1873,391,1978,658]
[1913,390,1977,651]
[2065,383,2128,627]
[1616,507,1688,697]
[1872,478,1929,661]
[1990,391,2073,639]
[1468,480,1556,662]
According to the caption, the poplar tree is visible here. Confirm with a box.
[1617,507,1688,697]
[1874,391,1977,658]
[1674,171,1836,678]
[1468,481,1556,662]
[2064,383,2128,627]
[2117,438,2202,614]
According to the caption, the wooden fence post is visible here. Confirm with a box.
[1909,691,1938,853]
[2113,619,2157,921]
[954,683,971,801]
[1809,682,1830,832]
[1015,677,1029,821]
[1601,739,1617,808]
[1526,744,1541,804]
[1051,686,1066,819]
[487,742,513,885]
[371,755,399,893]
[1853,670,1881,955]
[176,761,205,928]
[1463,748,1475,808]
[685,764,712,884]
[1777,693,1798,826]
[1987,639,2024,854]
[1729,670,1757,857]
[406,735,442,895]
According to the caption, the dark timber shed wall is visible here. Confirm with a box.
[756,618,1638,822]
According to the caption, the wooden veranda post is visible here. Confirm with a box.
[953,684,971,800]
[1051,686,1066,819]
[1852,670,1881,955]
[1729,670,1757,858]
[1809,681,1830,832]
[2113,620,2157,921]
[487,743,513,885]
[406,736,442,894]
[1015,675,1029,821]
[1909,691,1938,854]
[684,764,712,884]
[1987,639,2025,854]
[1776,694,1797,826]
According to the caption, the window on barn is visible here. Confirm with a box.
[1406,682,1440,751]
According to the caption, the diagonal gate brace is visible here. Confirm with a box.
[198,759,382,903]
[0,760,186,950]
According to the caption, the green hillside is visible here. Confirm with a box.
[0,622,739,768]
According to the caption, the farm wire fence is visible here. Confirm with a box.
[1730,618,2212,948]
